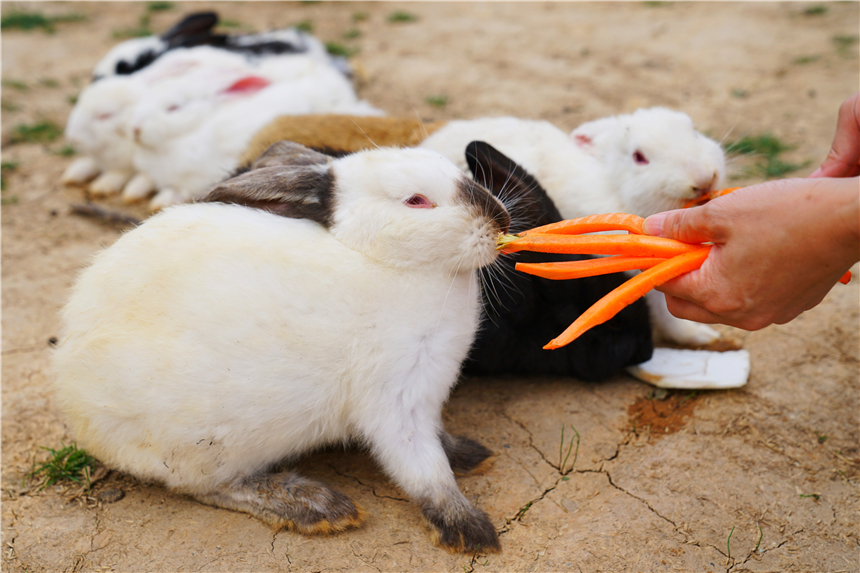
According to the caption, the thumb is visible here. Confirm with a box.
[809,92,860,178]
[643,206,725,244]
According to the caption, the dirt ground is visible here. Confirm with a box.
[2,2,859,572]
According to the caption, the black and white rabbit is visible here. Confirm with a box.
[52,142,508,553]
[420,108,727,347]
[92,11,347,80]
[462,141,653,380]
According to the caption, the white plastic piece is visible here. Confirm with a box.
[627,347,750,390]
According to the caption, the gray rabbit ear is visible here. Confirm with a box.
[201,146,337,228]
[248,141,334,171]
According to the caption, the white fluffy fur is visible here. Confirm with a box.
[134,58,384,210]
[53,147,502,505]
[419,108,726,346]
[66,41,382,205]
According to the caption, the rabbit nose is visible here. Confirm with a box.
[133,126,141,143]
[692,172,718,196]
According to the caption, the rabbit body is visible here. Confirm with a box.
[53,144,505,552]
[420,109,726,346]
[133,62,383,210]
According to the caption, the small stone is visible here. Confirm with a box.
[97,488,124,503]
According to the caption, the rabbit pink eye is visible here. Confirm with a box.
[404,194,436,209]
[633,150,649,165]
[167,105,180,113]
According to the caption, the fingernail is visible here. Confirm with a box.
[808,167,823,178]
[643,213,666,236]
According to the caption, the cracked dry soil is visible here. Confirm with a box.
[2,2,859,572]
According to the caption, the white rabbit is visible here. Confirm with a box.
[419,108,727,346]
[133,60,383,211]
[130,54,377,152]
[64,46,257,196]
[52,142,507,552]
[62,76,141,194]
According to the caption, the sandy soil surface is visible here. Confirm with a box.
[2,2,858,572]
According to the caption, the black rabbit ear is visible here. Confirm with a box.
[161,12,220,42]
[201,142,337,227]
[464,141,563,230]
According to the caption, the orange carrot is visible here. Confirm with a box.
[515,256,668,280]
[682,187,741,209]
[519,213,646,236]
[839,271,852,284]
[499,233,702,258]
[543,247,712,349]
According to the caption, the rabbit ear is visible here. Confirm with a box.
[161,12,219,42]
[202,142,337,227]
[465,140,562,229]
[248,141,334,170]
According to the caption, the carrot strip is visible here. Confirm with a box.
[543,247,712,350]
[839,270,852,284]
[682,187,741,209]
[515,256,668,280]
[499,233,702,258]
[519,213,646,236]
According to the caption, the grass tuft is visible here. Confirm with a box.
[802,4,827,16]
[25,443,98,490]
[10,120,63,144]
[1,10,86,32]
[426,95,449,108]
[724,133,810,179]
[325,42,359,58]
[558,424,581,474]
[387,11,418,23]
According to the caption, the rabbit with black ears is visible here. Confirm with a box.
[462,141,653,379]
[420,108,727,347]
[52,142,508,552]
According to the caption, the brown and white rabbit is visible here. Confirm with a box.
[52,142,508,553]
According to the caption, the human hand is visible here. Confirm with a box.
[643,177,859,330]
[809,92,860,178]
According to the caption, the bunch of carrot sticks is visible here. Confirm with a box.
[498,192,852,350]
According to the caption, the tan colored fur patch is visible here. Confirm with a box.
[240,115,448,166]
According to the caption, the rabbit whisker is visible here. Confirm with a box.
[349,119,380,150]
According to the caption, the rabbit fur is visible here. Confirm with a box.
[131,57,384,211]
[419,108,726,346]
[52,142,507,553]
[462,141,653,379]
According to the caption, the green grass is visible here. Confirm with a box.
[724,133,810,179]
[325,42,359,58]
[53,145,77,157]
[1,100,21,112]
[558,424,581,474]
[294,19,314,33]
[10,120,63,144]
[387,11,418,23]
[426,95,449,108]
[727,525,735,559]
[352,11,370,23]
[792,54,821,65]
[802,4,827,16]
[731,88,749,99]
[343,28,362,40]
[1,161,19,192]
[2,79,29,90]
[39,78,61,88]
[832,34,859,54]
[147,1,174,11]
[25,443,98,490]
[1,10,86,32]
